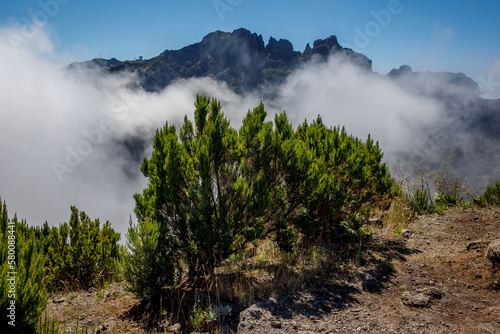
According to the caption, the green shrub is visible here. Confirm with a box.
[477,181,500,207]
[127,95,392,304]
[189,303,207,332]
[117,217,175,305]
[45,206,120,291]
[0,199,121,331]
[0,200,48,334]
[35,312,60,334]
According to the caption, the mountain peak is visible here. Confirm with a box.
[199,28,265,54]
[311,35,341,55]
[266,37,294,58]
[387,65,413,77]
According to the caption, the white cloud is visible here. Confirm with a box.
[273,55,442,163]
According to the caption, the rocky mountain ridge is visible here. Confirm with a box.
[69,28,372,92]
[69,28,487,100]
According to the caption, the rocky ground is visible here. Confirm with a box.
[46,207,500,333]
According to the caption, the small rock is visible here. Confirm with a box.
[402,229,412,238]
[425,287,444,299]
[167,323,182,332]
[244,304,265,320]
[265,297,278,312]
[238,304,271,332]
[467,240,488,251]
[369,217,383,225]
[486,239,500,267]
[402,292,430,307]
[265,297,277,306]
[271,321,282,328]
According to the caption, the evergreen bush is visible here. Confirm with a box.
[45,206,121,291]
[0,200,48,333]
[117,217,175,304]
[127,95,392,303]
[477,181,500,207]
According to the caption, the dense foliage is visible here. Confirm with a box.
[44,207,121,291]
[477,181,500,207]
[118,217,170,304]
[127,95,392,303]
[0,199,121,332]
[0,200,48,333]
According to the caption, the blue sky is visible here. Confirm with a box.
[1,0,500,79]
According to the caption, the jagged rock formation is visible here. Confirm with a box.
[69,28,371,92]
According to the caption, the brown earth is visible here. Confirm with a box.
[45,207,500,333]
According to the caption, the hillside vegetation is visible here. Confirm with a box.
[1,96,499,333]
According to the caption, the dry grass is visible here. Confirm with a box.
[383,197,413,236]
[208,236,366,309]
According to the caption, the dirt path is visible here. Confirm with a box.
[46,207,500,333]
[237,207,500,334]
